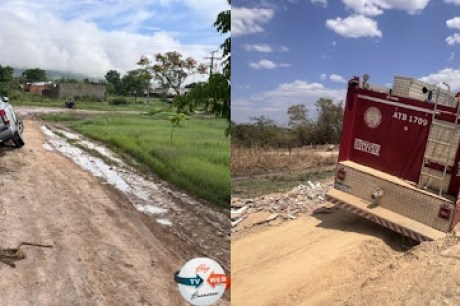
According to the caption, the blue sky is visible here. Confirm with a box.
[0,0,229,79]
[232,0,460,124]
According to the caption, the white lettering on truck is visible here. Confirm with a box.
[392,111,428,126]
[354,138,381,156]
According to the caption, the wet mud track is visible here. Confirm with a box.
[0,115,230,305]
[40,125,230,271]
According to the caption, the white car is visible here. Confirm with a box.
[0,97,24,148]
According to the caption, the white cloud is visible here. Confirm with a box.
[280,45,290,52]
[320,73,327,80]
[181,0,229,22]
[243,44,273,52]
[249,60,277,70]
[382,0,429,13]
[342,0,429,16]
[342,0,383,15]
[236,84,251,90]
[311,0,328,7]
[232,7,275,37]
[249,59,291,70]
[326,14,382,38]
[0,18,212,78]
[420,68,460,92]
[444,0,460,4]
[0,1,225,78]
[330,74,347,83]
[447,17,460,29]
[273,81,344,97]
[446,33,460,45]
[232,80,346,123]
[17,0,228,33]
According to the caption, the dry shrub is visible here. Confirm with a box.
[232,147,338,177]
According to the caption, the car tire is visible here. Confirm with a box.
[12,132,25,148]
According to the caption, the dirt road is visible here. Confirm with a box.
[232,209,460,305]
[0,118,229,305]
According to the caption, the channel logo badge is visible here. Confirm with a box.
[174,257,230,305]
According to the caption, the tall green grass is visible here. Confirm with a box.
[11,93,165,112]
[41,113,230,207]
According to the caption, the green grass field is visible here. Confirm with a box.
[12,94,165,112]
[41,112,230,208]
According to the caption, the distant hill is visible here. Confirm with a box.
[13,68,98,81]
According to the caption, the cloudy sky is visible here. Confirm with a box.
[232,0,460,124]
[0,0,229,80]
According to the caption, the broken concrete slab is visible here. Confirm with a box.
[231,179,335,232]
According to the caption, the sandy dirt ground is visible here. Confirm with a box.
[232,209,460,306]
[0,117,230,305]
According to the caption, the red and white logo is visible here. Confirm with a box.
[175,257,230,305]
[364,107,382,128]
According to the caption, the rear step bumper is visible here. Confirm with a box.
[326,189,446,242]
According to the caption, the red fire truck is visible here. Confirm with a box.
[326,75,460,242]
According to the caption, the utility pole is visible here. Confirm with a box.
[204,50,222,76]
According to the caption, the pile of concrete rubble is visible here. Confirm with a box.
[231,180,334,232]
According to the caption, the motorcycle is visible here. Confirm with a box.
[63,98,75,109]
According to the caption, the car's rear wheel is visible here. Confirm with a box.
[12,132,24,148]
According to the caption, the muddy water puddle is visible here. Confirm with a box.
[40,125,172,225]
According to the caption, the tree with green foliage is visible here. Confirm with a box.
[231,123,255,147]
[313,98,344,144]
[105,70,123,95]
[232,97,345,148]
[274,128,298,154]
[0,65,15,96]
[174,73,230,116]
[122,69,150,98]
[0,65,14,82]
[232,119,295,149]
[203,74,230,119]
[175,0,231,134]
[138,52,205,96]
[57,77,79,83]
[287,104,309,128]
[287,104,314,145]
[214,0,231,80]
[169,113,186,142]
[249,115,279,147]
[22,68,47,82]
[136,56,153,101]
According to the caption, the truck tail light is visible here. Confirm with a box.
[0,109,10,126]
[438,205,452,220]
